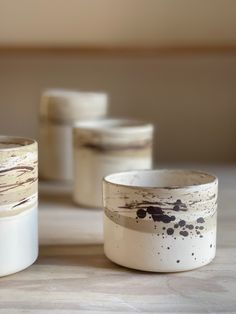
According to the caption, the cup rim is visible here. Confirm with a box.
[73,118,154,134]
[0,136,37,152]
[103,169,218,190]
[41,88,107,99]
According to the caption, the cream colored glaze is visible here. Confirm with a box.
[39,89,108,181]
[103,169,218,272]
[0,136,38,214]
[73,119,154,208]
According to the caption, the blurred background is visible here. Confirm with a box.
[0,0,236,164]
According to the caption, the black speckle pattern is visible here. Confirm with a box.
[197,217,205,223]
[167,228,174,235]
[105,185,217,270]
[120,200,211,240]
[179,220,186,227]
[179,230,189,237]
[136,209,146,219]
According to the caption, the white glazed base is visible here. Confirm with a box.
[104,215,216,272]
[0,205,38,277]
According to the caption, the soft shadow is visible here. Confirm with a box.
[39,191,75,207]
[37,244,169,274]
[37,244,119,270]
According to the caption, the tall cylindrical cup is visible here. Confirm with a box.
[39,89,108,181]
[73,119,154,208]
[0,136,38,277]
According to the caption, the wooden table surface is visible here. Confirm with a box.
[0,165,235,313]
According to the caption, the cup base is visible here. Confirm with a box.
[0,206,38,277]
[104,249,215,273]
[104,214,216,273]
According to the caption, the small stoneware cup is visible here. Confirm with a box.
[73,119,154,208]
[103,169,218,272]
[39,89,108,181]
[0,136,38,277]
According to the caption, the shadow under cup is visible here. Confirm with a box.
[103,169,218,272]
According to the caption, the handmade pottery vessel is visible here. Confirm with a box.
[73,119,154,208]
[0,136,38,277]
[103,169,218,272]
[39,89,108,181]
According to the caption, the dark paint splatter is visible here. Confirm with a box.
[146,206,163,215]
[197,217,205,223]
[186,224,194,230]
[136,209,146,218]
[179,230,189,237]
[167,228,174,235]
[0,166,34,174]
[179,220,186,227]
[12,198,28,208]
[152,214,175,223]
[173,205,180,211]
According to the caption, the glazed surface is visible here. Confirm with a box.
[73,122,153,207]
[103,170,218,271]
[0,137,38,215]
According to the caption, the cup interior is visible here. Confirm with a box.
[0,136,36,150]
[74,118,153,134]
[104,169,217,189]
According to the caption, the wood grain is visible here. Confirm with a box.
[0,165,235,313]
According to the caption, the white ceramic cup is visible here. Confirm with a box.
[39,89,108,181]
[73,119,154,208]
[0,136,38,277]
[103,169,218,272]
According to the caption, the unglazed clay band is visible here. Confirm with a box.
[0,137,38,217]
[103,170,217,240]
[73,119,153,157]
[104,207,216,235]
[76,139,152,151]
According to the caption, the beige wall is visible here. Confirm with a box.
[0,53,235,164]
[0,0,236,46]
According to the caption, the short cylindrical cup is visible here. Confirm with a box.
[73,119,154,208]
[39,89,108,181]
[103,169,218,272]
[0,136,38,277]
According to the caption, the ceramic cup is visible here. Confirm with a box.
[39,89,108,181]
[73,119,154,208]
[0,136,38,277]
[103,169,218,272]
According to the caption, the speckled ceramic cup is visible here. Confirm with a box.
[73,119,154,208]
[103,169,218,272]
[0,136,38,277]
[39,89,108,181]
